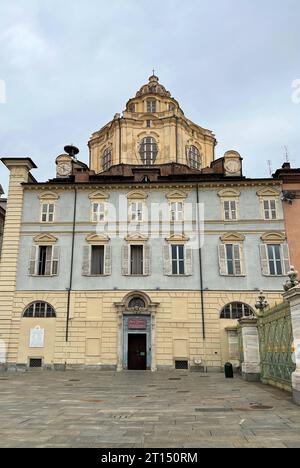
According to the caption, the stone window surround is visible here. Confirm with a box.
[218,188,241,222]
[219,232,246,277]
[38,192,59,224]
[257,188,281,220]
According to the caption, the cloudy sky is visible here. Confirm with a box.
[0,0,299,193]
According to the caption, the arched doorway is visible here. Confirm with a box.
[115,292,159,371]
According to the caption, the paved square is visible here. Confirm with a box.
[0,370,300,448]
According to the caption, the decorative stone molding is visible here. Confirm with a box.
[261,232,286,244]
[218,188,241,198]
[88,190,109,200]
[257,187,281,198]
[126,190,148,200]
[165,234,190,244]
[33,234,58,245]
[114,291,160,372]
[220,232,245,243]
[166,190,187,200]
[38,191,59,201]
[125,233,149,243]
[86,233,110,244]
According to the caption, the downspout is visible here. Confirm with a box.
[66,186,77,342]
[118,118,122,165]
[196,185,206,340]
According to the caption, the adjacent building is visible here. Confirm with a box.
[0,185,6,257]
[0,76,290,372]
[274,163,300,273]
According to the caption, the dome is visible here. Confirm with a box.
[135,75,171,98]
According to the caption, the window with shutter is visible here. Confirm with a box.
[259,244,270,275]
[263,199,278,220]
[218,244,227,275]
[29,246,39,275]
[82,246,91,276]
[122,245,130,276]
[219,243,243,276]
[223,200,237,221]
[185,246,193,276]
[104,245,112,276]
[51,246,60,276]
[92,203,106,223]
[143,245,151,276]
[163,245,172,275]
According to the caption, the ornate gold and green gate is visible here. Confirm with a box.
[258,302,296,391]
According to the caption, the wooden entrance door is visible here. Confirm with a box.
[128,334,147,370]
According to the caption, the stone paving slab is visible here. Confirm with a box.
[0,370,299,448]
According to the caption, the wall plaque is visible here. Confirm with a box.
[128,318,147,330]
[29,326,45,348]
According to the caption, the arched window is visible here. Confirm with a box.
[139,137,158,165]
[188,145,202,170]
[128,297,146,309]
[102,148,112,171]
[220,302,254,320]
[23,302,56,318]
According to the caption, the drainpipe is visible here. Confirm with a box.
[196,185,206,340]
[66,186,77,342]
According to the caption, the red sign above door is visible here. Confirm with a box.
[128,318,147,330]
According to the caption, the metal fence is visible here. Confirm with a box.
[258,301,296,391]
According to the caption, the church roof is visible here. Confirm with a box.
[135,75,172,99]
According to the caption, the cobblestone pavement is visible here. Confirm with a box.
[0,370,300,448]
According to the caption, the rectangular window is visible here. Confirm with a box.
[38,246,52,276]
[147,100,156,113]
[41,204,55,223]
[225,244,242,275]
[171,245,185,275]
[267,244,283,275]
[92,203,106,222]
[146,120,151,128]
[91,245,105,275]
[130,202,143,222]
[170,202,184,222]
[224,200,237,221]
[130,245,144,275]
[263,200,277,220]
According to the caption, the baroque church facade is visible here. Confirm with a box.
[0,75,289,371]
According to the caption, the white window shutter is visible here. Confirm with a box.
[281,243,290,275]
[185,245,193,276]
[82,246,91,276]
[143,245,151,276]
[122,244,130,276]
[29,245,38,275]
[259,244,269,276]
[238,244,245,276]
[163,245,172,275]
[51,246,60,276]
[218,244,227,275]
[104,245,112,276]
[233,244,242,275]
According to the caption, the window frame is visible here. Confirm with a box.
[146,99,157,113]
[130,244,144,276]
[219,242,245,276]
[102,147,112,171]
[170,201,184,222]
[263,198,278,220]
[267,244,284,276]
[220,302,254,319]
[171,244,185,276]
[29,245,59,277]
[139,137,158,165]
[188,145,202,170]
[223,199,238,221]
[91,202,106,223]
[41,203,55,223]
[23,301,56,318]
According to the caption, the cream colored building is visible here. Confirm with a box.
[0,76,287,372]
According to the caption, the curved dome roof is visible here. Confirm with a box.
[135,75,171,98]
